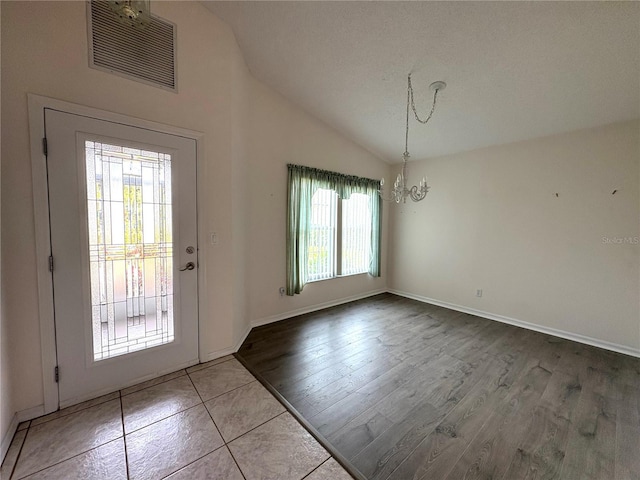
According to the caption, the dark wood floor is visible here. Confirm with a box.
[236,293,640,480]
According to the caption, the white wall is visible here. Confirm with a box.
[389,120,640,352]
[0,0,389,445]
[245,76,388,325]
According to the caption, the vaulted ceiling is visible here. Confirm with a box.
[203,1,640,163]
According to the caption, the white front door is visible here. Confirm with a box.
[45,109,199,407]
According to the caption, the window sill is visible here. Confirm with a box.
[307,271,369,284]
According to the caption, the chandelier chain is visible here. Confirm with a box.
[408,74,439,125]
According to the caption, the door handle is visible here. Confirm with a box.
[179,262,195,271]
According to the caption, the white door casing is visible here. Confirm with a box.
[43,109,198,410]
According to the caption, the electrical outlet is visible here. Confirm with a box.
[279,287,285,297]
[476,289,483,298]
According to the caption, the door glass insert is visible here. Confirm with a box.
[85,140,174,361]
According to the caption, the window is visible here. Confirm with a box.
[341,193,372,276]
[286,164,381,295]
[85,141,174,360]
[307,189,372,281]
[308,188,337,281]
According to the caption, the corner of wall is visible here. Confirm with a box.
[388,120,640,351]
[0,0,15,462]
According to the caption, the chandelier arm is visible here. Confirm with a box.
[408,186,427,202]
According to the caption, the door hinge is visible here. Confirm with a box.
[54,366,59,383]
[42,137,48,156]
[48,255,54,272]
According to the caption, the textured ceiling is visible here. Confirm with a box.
[203,1,640,163]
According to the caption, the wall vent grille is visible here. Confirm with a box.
[88,1,177,91]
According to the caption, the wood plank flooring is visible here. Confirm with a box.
[236,293,640,480]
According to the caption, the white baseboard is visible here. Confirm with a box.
[199,290,386,360]
[199,323,253,363]
[60,357,200,409]
[200,348,236,363]
[1,404,46,464]
[235,324,252,352]
[251,289,387,328]
[388,289,640,359]
[17,404,45,423]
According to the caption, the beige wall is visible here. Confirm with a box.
[2,0,243,417]
[0,0,388,445]
[5,0,636,459]
[389,120,640,350]
[245,77,388,324]
[0,0,13,458]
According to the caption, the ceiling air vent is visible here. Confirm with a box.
[88,1,177,92]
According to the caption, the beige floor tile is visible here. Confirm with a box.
[205,380,285,441]
[189,358,255,401]
[126,404,224,480]
[0,429,27,479]
[120,369,187,397]
[122,375,201,433]
[17,421,30,432]
[30,391,120,427]
[20,438,127,480]
[165,446,244,480]
[186,355,235,374]
[305,458,354,480]
[229,412,329,480]
[12,399,123,479]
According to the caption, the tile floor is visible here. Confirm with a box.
[1,356,353,480]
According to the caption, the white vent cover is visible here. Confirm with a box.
[88,1,177,91]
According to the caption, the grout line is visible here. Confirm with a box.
[10,437,123,480]
[5,427,28,480]
[185,371,288,479]
[182,374,249,479]
[225,445,248,480]
[30,393,120,427]
[226,411,287,444]
[301,457,331,479]
[185,373,205,405]
[189,377,257,404]
[122,402,203,436]
[185,356,236,374]
[201,380,257,402]
[233,353,363,480]
[119,393,131,480]
[186,374,281,448]
[120,369,188,398]
[157,445,230,480]
[186,374,221,440]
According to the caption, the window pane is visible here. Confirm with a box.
[341,193,371,276]
[85,140,174,361]
[308,188,337,281]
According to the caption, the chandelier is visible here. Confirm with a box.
[380,74,446,203]
[108,0,151,29]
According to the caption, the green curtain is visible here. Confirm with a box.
[366,183,382,277]
[286,164,381,296]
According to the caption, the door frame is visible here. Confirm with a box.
[28,94,207,414]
